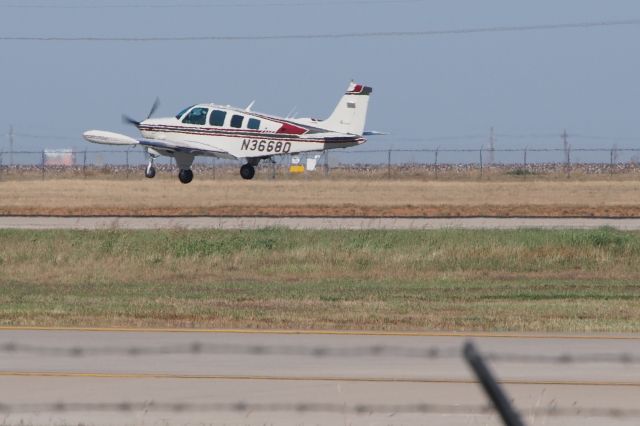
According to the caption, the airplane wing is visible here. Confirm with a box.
[83,130,237,160]
[137,139,237,160]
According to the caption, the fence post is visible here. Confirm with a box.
[41,149,45,180]
[212,157,216,180]
[479,147,483,179]
[566,145,571,179]
[271,158,276,180]
[434,148,439,180]
[387,149,392,179]
[523,148,528,180]
[125,150,130,179]
[324,150,329,177]
[83,150,87,179]
[463,341,526,426]
[8,125,14,166]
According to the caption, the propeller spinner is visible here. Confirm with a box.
[122,97,160,128]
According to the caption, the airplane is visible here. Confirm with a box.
[83,82,374,183]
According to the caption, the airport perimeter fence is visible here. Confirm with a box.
[0,340,639,425]
[3,146,640,180]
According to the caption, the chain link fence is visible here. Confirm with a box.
[2,147,640,180]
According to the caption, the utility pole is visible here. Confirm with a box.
[489,127,495,164]
[9,125,14,166]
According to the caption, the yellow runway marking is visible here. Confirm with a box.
[0,371,639,387]
[0,326,638,340]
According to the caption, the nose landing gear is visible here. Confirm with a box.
[145,160,156,179]
[144,148,158,179]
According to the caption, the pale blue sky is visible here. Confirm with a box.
[1,0,639,156]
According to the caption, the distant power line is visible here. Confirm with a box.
[10,132,80,141]
[396,134,488,143]
[0,19,639,42]
[571,134,640,142]
[0,0,428,8]
[0,0,426,8]
[495,133,562,139]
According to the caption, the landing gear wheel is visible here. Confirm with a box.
[240,164,255,180]
[178,169,194,184]
[145,165,156,179]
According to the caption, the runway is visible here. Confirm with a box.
[3,215,640,230]
[0,328,638,425]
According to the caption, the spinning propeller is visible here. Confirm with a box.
[122,97,160,128]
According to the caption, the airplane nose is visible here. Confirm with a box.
[122,114,141,128]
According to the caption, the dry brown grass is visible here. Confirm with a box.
[2,179,640,217]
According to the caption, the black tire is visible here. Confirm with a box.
[240,164,255,180]
[145,166,156,179]
[178,169,194,184]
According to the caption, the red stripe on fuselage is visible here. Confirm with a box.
[139,125,356,144]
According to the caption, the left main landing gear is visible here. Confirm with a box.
[178,169,194,184]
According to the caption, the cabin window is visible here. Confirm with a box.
[209,110,226,126]
[182,107,208,125]
[175,105,193,120]
[230,114,244,128]
[247,118,261,130]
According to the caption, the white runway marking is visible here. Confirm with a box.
[2,216,640,230]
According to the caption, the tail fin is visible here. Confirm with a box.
[320,82,372,136]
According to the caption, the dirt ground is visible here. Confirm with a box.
[2,179,640,217]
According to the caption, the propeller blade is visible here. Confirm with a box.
[147,97,160,119]
[122,114,141,127]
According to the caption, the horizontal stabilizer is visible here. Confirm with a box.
[363,130,388,136]
[83,130,140,146]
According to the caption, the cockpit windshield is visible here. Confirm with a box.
[175,105,194,120]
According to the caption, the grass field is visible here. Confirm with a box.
[2,179,640,217]
[1,228,639,332]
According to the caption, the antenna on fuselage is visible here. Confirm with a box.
[286,106,297,119]
[245,100,255,112]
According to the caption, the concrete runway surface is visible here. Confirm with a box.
[4,215,640,230]
[0,329,639,425]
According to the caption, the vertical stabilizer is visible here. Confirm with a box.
[320,82,372,136]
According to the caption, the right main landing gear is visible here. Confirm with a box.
[178,169,194,184]
[240,163,255,180]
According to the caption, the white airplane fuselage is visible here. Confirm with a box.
[138,106,365,160]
